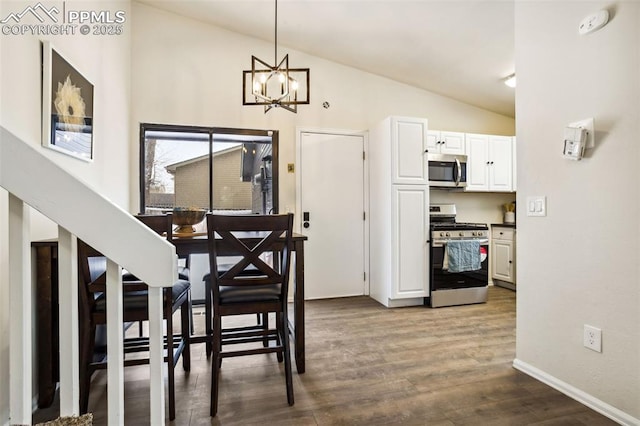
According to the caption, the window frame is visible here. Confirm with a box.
[138,122,279,215]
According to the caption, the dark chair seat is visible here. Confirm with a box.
[203,272,279,303]
[94,280,191,312]
[219,284,281,303]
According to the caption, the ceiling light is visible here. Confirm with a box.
[242,0,310,113]
[504,74,516,88]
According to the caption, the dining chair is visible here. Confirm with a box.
[127,213,191,338]
[204,213,295,417]
[77,232,191,421]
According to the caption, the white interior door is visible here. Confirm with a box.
[299,131,366,299]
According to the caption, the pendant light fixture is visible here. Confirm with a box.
[242,0,310,113]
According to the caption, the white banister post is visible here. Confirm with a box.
[106,259,124,426]
[148,286,165,425]
[8,193,32,425]
[58,227,80,416]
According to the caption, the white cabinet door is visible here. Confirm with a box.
[426,130,439,153]
[492,228,515,284]
[466,133,515,192]
[440,131,465,155]
[426,130,465,155]
[392,117,428,185]
[488,135,513,191]
[492,239,514,282]
[392,185,429,298]
[465,133,490,191]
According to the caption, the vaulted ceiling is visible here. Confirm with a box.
[137,0,515,117]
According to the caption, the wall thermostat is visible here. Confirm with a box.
[563,127,587,160]
[563,118,595,161]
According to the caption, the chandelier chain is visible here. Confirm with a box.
[274,0,278,66]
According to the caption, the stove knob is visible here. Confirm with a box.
[459,232,464,237]
[440,232,445,237]
[445,232,451,237]
[478,231,484,237]
[471,231,477,236]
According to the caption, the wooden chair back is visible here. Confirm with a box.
[135,213,174,241]
[206,213,294,304]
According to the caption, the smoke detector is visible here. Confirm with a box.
[578,10,609,35]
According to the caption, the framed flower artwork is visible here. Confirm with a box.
[41,41,94,161]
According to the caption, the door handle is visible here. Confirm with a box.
[454,158,461,186]
[303,211,310,228]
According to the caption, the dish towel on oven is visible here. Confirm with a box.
[445,240,481,273]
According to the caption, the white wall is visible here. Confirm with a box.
[130,2,515,214]
[514,2,640,422]
[430,190,515,226]
[0,1,132,422]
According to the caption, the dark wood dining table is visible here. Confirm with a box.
[32,231,307,409]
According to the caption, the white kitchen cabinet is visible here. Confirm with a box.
[392,117,428,185]
[465,133,514,192]
[369,116,430,307]
[392,185,429,299]
[491,226,516,290]
[426,130,465,155]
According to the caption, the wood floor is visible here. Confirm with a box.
[34,286,616,425]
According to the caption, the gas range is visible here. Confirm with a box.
[427,203,489,308]
[429,204,488,239]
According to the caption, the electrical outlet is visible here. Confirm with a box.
[583,325,602,353]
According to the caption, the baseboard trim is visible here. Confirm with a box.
[513,358,639,426]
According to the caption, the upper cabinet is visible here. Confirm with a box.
[426,130,465,155]
[391,117,429,185]
[465,134,515,192]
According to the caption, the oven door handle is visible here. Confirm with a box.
[432,238,489,247]
[454,158,462,186]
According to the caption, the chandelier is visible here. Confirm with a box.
[242,0,310,113]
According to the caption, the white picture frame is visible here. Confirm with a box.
[42,41,94,161]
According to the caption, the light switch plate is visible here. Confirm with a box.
[527,196,547,217]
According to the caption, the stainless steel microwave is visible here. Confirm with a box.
[427,154,467,188]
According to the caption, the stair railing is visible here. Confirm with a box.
[1,126,177,425]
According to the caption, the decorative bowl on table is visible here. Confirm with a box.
[172,207,206,234]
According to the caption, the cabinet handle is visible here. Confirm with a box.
[486,161,490,165]
[490,161,494,165]
[509,260,513,264]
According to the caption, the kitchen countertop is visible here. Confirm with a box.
[491,223,516,229]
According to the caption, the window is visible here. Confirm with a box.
[139,123,278,215]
